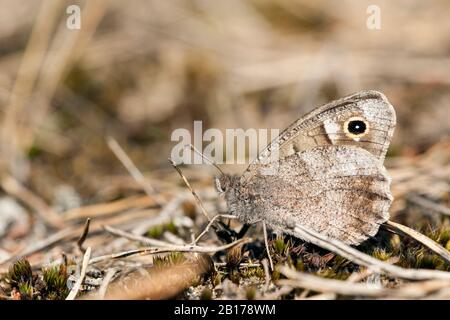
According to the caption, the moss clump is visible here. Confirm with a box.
[153,252,187,269]
[147,220,179,239]
[42,265,69,299]
[7,259,33,285]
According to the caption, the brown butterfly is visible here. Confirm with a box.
[215,90,396,245]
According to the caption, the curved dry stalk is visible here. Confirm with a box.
[384,220,450,265]
[292,223,450,281]
[88,237,251,265]
[66,247,92,300]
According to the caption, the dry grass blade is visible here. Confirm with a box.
[169,158,211,221]
[77,218,91,253]
[97,268,118,300]
[66,247,92,300]
[384,220,450,265]
[293,223,450,280]
[280,266,450,299]
[88,238,251,265]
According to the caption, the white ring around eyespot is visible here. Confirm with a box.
[343,116,370,140]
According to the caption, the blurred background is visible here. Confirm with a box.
[0,0,449,245]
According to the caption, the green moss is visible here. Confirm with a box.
[42,265,69,299]
[147,225,164,239]
[18,282,34,300]
[153,252,186,269]
[7,259,33,285]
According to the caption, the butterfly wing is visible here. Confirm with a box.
[242,90,396,182]
[236,145,392,245]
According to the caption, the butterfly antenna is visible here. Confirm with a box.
[185,144,225,176]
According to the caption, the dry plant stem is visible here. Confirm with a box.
[77,218,91,253]
[1,174,65,229]
[97,268,118,300]
[280,266,450,299]
[346,257,400,283]
[169,158,211,221]
[192,214,237,244]
[384,220,450,265]
[104,225,179,247]
[293,223,450,280]
[89,238,251,265]
[304,293,337,300]
[262,221,274,271]
[107,137,163,206]
[261,259,271,292]
[66,247,92,300]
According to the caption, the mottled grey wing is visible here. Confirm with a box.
[242,90,396,183]
[239,145,393,245]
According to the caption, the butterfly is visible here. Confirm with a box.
[215,90,396,245]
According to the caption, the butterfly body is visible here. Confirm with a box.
[216,90,396,245]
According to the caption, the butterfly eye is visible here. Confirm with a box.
[344,117,369,139]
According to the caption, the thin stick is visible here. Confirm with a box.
[77,218,91,253]
[262,221,274,271]
[66,247,92,300]
[107,137,163,206]
[280,266,450,299]
[185,144,224,175]
[384,220,450,265]
[292,223,450,280]
[169,158,211,221]
[89,238,251,265]
[192,214,237,245]
[97,268,117,300]
[261,259,271,292]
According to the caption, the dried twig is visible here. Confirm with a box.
[292,223,450,280]
[66,247,92,300]
[262,221,274,271]
[97,268,118,300]
[169,158,211,221]
[77,218,91,253]
[192,214,237,244]
[279,266,450,299]
[261,258,271,292]
[89,238,251,265]
[384,220,450,265]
